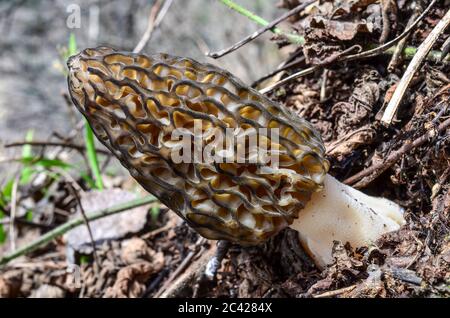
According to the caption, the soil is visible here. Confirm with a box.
[0,0,449,298]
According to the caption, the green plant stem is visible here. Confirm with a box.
[0,195,157,266]
[384,45,448,62]
[84,120,104,189]
[219,0,447,62]
[219,0,304,45]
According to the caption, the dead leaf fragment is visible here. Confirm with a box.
[64,189,151,254]
[104,238,164,298]
[0,270,22,298]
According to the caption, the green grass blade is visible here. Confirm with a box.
[20,130,35,184]
[2,179,14,200]
[68,33,77,57]
[21,157,73,169]
[84,121,104,189]
[0,181,8,244]
[0,209,6,244]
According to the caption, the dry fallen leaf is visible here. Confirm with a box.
[64,189,152,255]
[104,238,164,298]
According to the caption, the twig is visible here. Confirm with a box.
[440,35,450,61]
[67,183,99,267]
[54,207,71,217]
[54,167,84,194]
[152,0,173,29]
[313,285,357,298]
[4,141,110,155]
[0,217,52,230]
[159,244,216,298]
[207,1,314,58]
[0,195,157,266]
[9,175,20,252]
[133,0,173,54]
[133,0,161,53]
[343,0,437,62]
[259,0,439,95]
[381,8,450,125]
[251,55,305,88]
[320,69,329,102]
[344,117,450,188]
[259,65,320,94]
[100,153,112,174]
[142,214,177,239]
[217,0,304,45]
[379,0,391,44]
[388,7,419,71]
[154,237,206,298]
[405,235,424,269]
[218,0,445,63]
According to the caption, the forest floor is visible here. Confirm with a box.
[0,0,449,298]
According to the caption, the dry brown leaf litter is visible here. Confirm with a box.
[1,0,449,298]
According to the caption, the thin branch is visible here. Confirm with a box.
[207,1,314,58]
[381,7,450,125]
[344,117,450,188]
[251,54,305,88]
[217,0,304,45]
[440,35,450,60]
[218,0,445,63]
[0,196,157,266]
[67,183,99,267]
[320,69,329,102]
[379,0,391,44]
[0,217,52,230]
[133,0,161,53]
[154,237,206,297]
[259,0,440,95]
[133,0,173,54]
[153,0,173,27]
[388,7,419,71]
[313,285,357,298]
[341,0,438,62]
[54,167,84,194]
[158,244,216,298]
[259,64,320,94]
[4,141,110,155]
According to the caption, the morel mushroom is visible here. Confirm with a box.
[67,47,405,268]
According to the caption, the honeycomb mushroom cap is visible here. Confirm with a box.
[67,47,329,245]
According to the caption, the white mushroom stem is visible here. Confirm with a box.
[290,175,405,269]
